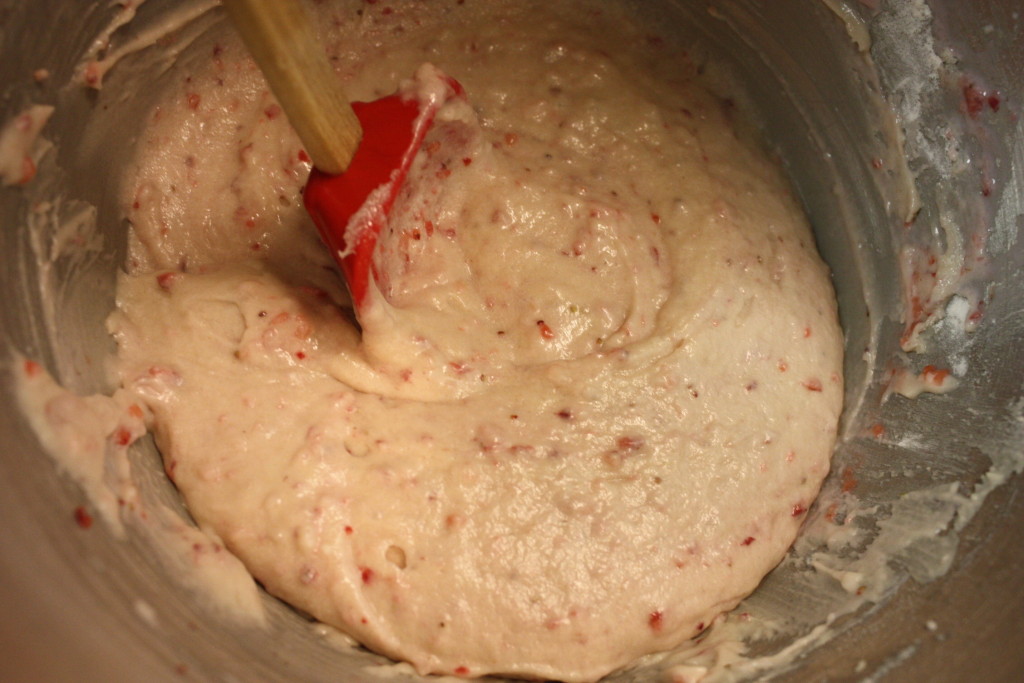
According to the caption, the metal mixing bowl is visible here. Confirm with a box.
[2,1,1021,681]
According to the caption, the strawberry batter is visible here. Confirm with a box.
[108,1,842,680]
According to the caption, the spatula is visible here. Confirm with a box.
[222,0,462,312]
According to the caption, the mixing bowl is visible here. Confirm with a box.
[2,0,1022,681]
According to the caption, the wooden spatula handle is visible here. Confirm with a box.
[222,0,362,175]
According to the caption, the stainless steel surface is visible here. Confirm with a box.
[2,1,1021,681]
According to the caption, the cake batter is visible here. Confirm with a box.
[107,1,843,679]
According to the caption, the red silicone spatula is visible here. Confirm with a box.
[222,0,463,312]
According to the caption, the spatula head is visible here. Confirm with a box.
[304,70,464,311]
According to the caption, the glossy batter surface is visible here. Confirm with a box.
[110,1,843,680]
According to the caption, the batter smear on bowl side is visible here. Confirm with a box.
[109,1,842,680]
